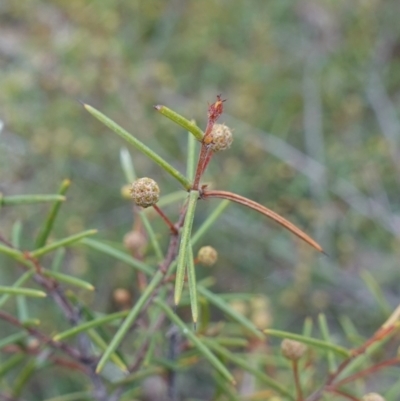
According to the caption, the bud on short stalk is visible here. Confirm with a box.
[281,339,307,361]
[129,177,160,208]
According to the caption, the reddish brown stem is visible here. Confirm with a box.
[0,310,88,368]
[326,388,361,401]
[293,360,303,401]
[193,144,211,190]
[335,357,400,387]
[153,204,179,235]
[192,95,225,190]
[305,324,398,401]
[202,189,324,253]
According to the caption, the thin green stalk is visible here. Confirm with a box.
[302,316,313,337]
[186,127,197,181]
[198,286,263,340]
[139,211,164,261]
[84,103,191,189]
[11,220,23,248]
[191,199,230,245]
[1,194,65,206]
[31,229,97,258]
[43,270,94,291]
[96,270,164,373]
[0,271,34,308]
[42,392,92,401]
[17,295,29,322]
[175,190,199,306]
[120,148,136,183]
[187,244,198,325]
[361,270,391,317]
[204,339,294,399]
[144,190,187,211]
[81,238,154,275]
[0,354,25,378]
[86,329,127,371]
[264,329,350,358]
[13,359,37,397]
[54,311,128,341]
[0,286,46,298]
[154,105,204,141]
[51,248,66,272]
[0,332,27,350]
[155,299,235,384]
[318,313,337,372]
[35,179,71,248]
[0,242,26,261]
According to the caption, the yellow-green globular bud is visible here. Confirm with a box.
[121,184,132,200]
[197,246,218,266]
[129,177,160,208]
[209,124,233,152]
[362,393,385,401]
[281,339,307,361]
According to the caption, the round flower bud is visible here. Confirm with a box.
[197,246,218,266]
[113,288,131,306]
[281,339,307,361]
[209,124,233,152]
[129,177,160,208]
[362,394,385,401]
[123,231,147,255]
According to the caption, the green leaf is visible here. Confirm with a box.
[318,313,337,372]
[0,286,46,298]
[198,286,264,340]
[0,354,25,378]
[186,126,198,181]
[203,339,292,398]
[120,148,136,183]
[51,247,66,272]
[302,316,313,337]
[338,315,364,345]
[155,299,236,384]
[175,190,199,305]
[42,392,92,401]
[11,220,23,248]
[191,199,230,245]
[0,242,26,261]
[96,270,164,373]
[35,179,71,248]
[264,329,351,358]
[0,332,27,350]
[54,311,128,341]
[187,244,198,325]
[86,329,128,372]
[0,271,34,308]
[81,238,154,275]
[43,270,94,291]
[139,209,164,261]
[84,103,191,190]
[1,194,66,206]
[154,105,204,141]
[361,270,391,317]
[13,359,37,397]
[31,229,97,258]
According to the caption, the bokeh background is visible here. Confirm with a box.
[1,0,400,379]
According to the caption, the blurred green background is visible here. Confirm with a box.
[1,0,400,348]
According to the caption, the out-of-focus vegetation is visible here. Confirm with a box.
[1,0,400,399]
